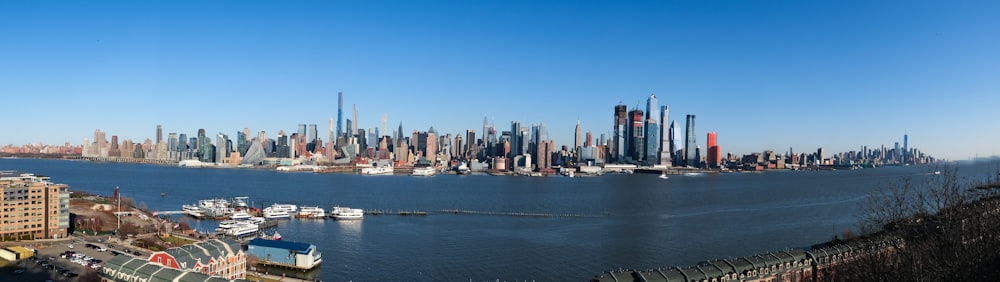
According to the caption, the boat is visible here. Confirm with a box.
[225,222,259,237]
[329,206,364,220]
[455,162,471,175]
[659,173,669,179]
[215,220,240,231]
[269,203,298,214]
[362,165,394,175]
[411,166,436,176]
[296,206,326,219]
[230,211,251,220]
[182,204,206,218]
[263,207,291,219]
[245,216,266,225]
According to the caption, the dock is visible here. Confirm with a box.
[439,209,602,217]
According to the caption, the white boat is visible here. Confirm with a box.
[230,211,251,220]
[269,203,298,214]
[245,216,266,225]
[659,173,669,179]
[225,222,258,237]
[296,206,326,219]
[182,204,205,218]
[330,206,364,220]
[362,165,394,175]
[412,166,436,176]
[215,220,240,232]
[263,207,291,219]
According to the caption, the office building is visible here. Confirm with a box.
[659,105,671,166]
[612,104,628,163]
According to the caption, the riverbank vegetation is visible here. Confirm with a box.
[828,165,1000,281]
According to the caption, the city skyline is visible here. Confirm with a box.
[2,1,998,160]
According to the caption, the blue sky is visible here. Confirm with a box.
[1,1,997,160]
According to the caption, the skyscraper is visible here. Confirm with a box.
[627,109,644,163]
[903,133,908,164]
[337,92,344,142]
[308,124,318,143]
[685,115,697,167]
[155,125,162,144]
[574,119,582,156]
[613,104,627,163]
[644,118,658,165]
[352,104,358,135]
[659,105,671,166]
[707,132,720,168]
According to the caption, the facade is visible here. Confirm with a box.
[659,105,671,166]
[0,171,69,240]
[146,238,246,280]
[246,238,322,270]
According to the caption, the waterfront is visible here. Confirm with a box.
[2,158,996,281]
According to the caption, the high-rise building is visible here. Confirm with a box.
[613,104,628,163]
[668,120,677,166]
[707,132,720,168]
[155,125,162,144]
[308,124,318,143]
[685,115,697,167]
[644,118,658,165]
[903,133,909,163]
[510,121,522,157]
[337,92,344,142]
[237,131,248,156]
[645,94,659,161]
[574,119,582,151]
[426,127,438,164]
[659,105,671,166]
[215,133,228,163]
[627,109,644,163]
[0,172,70,240]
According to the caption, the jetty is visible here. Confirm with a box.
[439,209,599,218]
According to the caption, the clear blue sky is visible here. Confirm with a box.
[1,1,997,160]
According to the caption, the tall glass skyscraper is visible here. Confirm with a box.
[685,115,697,167]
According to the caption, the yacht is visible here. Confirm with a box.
[245,216,266,225]
[269,203,298,215]
[330,206,364,220]
[230,211,251,220]
[263,207,291,219]
[182,204,205,218]
[411,166,436,176]
[225,222,258,237]
[296,206,326,219]
[215,220,240,232]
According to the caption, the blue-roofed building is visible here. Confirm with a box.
[247,238,321,270]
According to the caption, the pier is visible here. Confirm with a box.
[363,209,428,216]
[439,209,602,218]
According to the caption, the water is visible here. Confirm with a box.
[2,158,996,281]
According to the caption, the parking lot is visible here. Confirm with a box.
[1,236,141,282]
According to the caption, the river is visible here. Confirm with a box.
[2,158,995,281]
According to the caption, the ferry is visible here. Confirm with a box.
[263,207,291,219]
[411,166,436,176]
[296,206,326,219]
[362,165,394,175]
[330,206,364,220]
[215,220,241,232]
